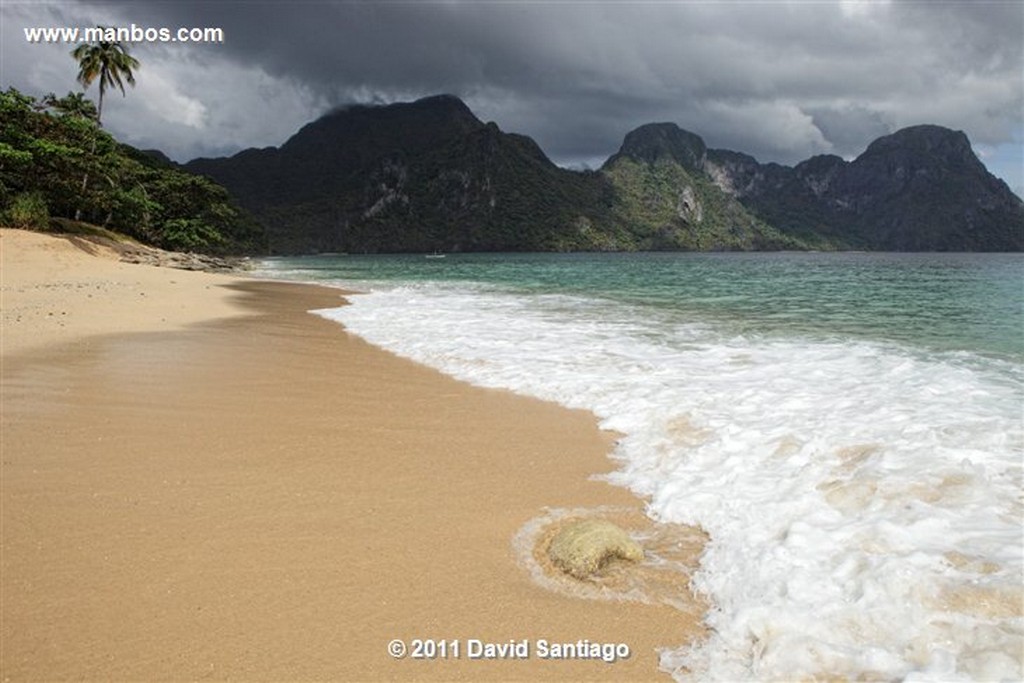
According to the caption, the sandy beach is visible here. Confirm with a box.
[1,228,705,681]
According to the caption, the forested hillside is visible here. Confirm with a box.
[0,87,266,254]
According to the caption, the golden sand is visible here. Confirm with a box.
[1,228,705,681]
[1,228,247,356]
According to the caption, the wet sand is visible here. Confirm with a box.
[1,229,705,681]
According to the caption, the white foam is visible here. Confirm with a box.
[313,282,1024,682]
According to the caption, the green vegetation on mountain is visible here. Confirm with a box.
[599,123,830,250]
[602,156,812,250]
[188,96,1020,254]
[0,87,265,253]
[188,95,621,253]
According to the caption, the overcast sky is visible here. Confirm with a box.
[3,0,1022,196]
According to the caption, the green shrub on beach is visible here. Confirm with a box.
[4,191,50,229]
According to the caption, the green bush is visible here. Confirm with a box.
[4,191,50,229]
[159,217,225,252]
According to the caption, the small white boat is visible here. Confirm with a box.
[425,251,446,259]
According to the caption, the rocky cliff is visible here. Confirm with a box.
[600,123,807,250]
[705,125,1024,250]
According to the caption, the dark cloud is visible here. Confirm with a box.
[2,0,1021,193]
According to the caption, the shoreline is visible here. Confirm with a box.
[2,230,705,681]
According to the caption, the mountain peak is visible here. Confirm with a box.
[705,123,1022,250]
[859,124,975,166]
[307,93,480,132]
[414,92,473,108]
[275,93,483,163]
[606,122,707,171]
[324,93,476,118]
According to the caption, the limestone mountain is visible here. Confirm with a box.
[599,123,812,250]
[185,96,1022,253]
[186,95,618,253]
[705,125,1024,250]
[605,123,708,171]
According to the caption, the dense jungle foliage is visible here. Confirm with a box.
[0,87,266,253]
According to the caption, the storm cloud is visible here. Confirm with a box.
[3,1,1021,194]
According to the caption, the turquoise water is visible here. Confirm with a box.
[259,251,1023,682]
[264,252,1023,360]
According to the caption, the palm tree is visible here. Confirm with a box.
[71,28,140,125]
[70,28,139,219]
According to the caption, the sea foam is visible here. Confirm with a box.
[313,281,1023,682]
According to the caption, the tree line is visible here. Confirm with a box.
[0,32,265,253]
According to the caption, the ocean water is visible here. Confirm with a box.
[259,252,1023,682]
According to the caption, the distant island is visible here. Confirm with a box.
[185,94,1023,254]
